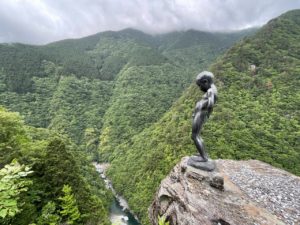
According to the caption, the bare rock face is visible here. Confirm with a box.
[149,157,300,225]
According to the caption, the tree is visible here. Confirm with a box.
[37,201,60,225]
[59,185,81,225]
[0,160,32,220]
[41,138,82,197]
[83,128,100,161]
[0,107,27,167]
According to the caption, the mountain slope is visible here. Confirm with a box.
[0,29,251,160]
[107,10,300,224]
[98,30,253,159]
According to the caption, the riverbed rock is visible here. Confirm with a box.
[149,157,300,225]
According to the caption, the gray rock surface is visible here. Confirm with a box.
[149,157,300,225]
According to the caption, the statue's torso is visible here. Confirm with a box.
[193,86,217,118]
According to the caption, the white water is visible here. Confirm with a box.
[93,163,140,225]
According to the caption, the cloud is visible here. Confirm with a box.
[0,0,299,44]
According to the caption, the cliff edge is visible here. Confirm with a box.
[149,157,300,225]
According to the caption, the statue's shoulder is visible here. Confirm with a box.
[210,85,218,96]
[202,92,209,99]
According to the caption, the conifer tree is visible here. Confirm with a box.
[37,201,60,225]
[59,185,80,225]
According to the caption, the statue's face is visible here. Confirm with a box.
[196,72,214,92]
[197,76,212,92]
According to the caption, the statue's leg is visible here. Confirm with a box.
[191,113,208,162]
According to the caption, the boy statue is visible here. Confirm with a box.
[188,71,217,171]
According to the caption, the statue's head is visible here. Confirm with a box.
[196,71,214,92]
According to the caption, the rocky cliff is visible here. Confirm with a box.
[149,157,300,225]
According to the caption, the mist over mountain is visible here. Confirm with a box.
[0,0,299,44]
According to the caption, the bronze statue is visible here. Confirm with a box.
[188,71,217,170]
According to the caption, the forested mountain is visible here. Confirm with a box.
[106,10,300,224]
[0,28,251,160]
[0,26,253,224]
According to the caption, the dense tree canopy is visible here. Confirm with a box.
[0,107,112,225]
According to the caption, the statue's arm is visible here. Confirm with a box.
[192,103,199,117]
[207,90,215,116]
[193,100,204,117]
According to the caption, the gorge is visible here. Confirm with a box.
[0,9,299,225]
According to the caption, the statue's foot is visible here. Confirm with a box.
[187,156,215,171]
[190,155,208,162]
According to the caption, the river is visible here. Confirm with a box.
[94,163,141,225]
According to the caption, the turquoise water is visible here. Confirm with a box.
[110,198,140,225]
[94,163,140,225]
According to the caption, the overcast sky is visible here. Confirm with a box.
[0,0,299,44]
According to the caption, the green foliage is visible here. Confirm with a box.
[0,44,42,93]
[40,138,81,198]
[0,107,112,225]
[0,160,32,220]
[37,202,60,225]
[59,185,81,225]
[99,63,192,160]
[107,10,300,225]
[39,138,111,225]
[83,128,100,161]
[48,76,113,145]
[0,107,27,166]
[158,216,169,225]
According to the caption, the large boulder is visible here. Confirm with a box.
[149,157,300,225]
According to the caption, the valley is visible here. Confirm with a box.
[0,9,299,225]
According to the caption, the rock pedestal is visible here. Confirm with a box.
[149,157,300,225]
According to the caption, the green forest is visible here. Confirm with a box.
[0,107,112,224]
[0,9,299,225]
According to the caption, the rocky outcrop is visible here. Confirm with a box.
[149,157,300,225]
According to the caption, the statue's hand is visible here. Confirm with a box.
[207,106,213,117]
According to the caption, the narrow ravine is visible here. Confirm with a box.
[94,163,141,225]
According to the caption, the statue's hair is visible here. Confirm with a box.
[196,71,214,86]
